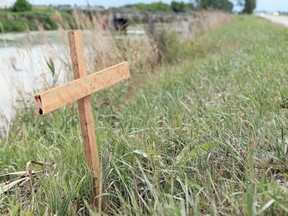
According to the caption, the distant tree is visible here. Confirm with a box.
[222,0,234,12]
[12,0,32,12]
[195,0,234,12]
[171,1,186,13]
[242,0,256,14]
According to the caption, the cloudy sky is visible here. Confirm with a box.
[3,0,288,12]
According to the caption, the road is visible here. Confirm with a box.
[259,14,288,27]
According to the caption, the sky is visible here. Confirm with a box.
[4,0,288,12]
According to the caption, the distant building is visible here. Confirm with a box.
[0,0,13,8]
[272,12,280,16]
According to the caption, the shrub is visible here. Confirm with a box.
[12,0,32,12]
[243,0,256,14]
[155,30,181,64]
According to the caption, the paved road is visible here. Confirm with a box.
[260,14,288,27]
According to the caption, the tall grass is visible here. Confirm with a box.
[2,15,288,215]
[0,10,229,135]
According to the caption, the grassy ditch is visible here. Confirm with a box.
[1,16,288,215]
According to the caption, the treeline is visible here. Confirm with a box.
[120,0,234,13]
[122,1,194,13]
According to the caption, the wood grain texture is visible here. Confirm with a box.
[68,30,101,208]
[34,61,130,115]
[34,30,130,209]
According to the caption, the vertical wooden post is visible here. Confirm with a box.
[68,30,101,208]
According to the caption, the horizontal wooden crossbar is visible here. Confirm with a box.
[35,61,130,114]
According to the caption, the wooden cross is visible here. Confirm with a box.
[34,30,130,208]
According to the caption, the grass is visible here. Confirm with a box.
[0,7,74,32]
[1,15,288,215]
